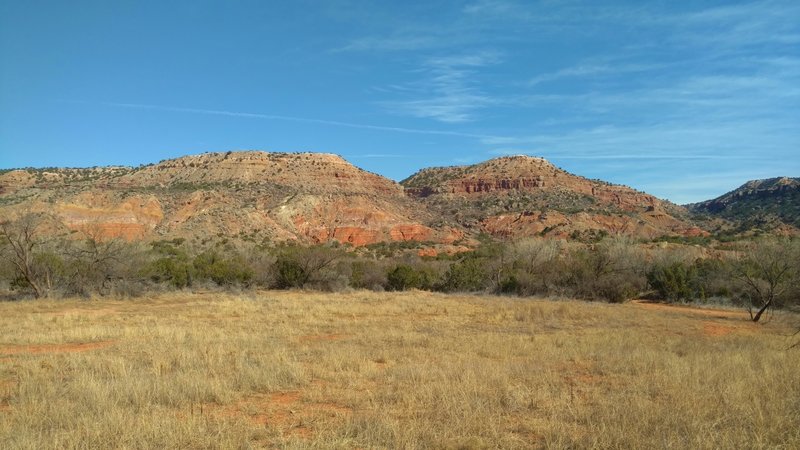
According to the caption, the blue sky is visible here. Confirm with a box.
[1,0,798,203]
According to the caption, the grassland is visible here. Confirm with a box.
[1,291,798,449]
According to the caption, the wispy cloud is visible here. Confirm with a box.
[528,62,663,86]
[380,51,501,123]
[333,34,445,53]
[675,0,800,48]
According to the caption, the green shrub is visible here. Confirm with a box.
[274,258,307,289]
[142,240,194,288]
[386,264,436,291]
[193,250,253,286]
[440,257,488,292]
[144,257,193,288]
[647,262,697,302]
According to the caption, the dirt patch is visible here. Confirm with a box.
[700,320,760,337]
[206,390,352,439]
[701,321,738,337]
[0,341,115,356]
[561,360,605,386]
[631,300,748,320]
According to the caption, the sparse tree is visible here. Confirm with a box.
[733,238,800,322]
[65,230,129,295]
[565,237,646,302]
[272,244,344,289]
[0,212,54,298]
[507,238,562,295]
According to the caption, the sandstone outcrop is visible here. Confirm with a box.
[402,155,702,239]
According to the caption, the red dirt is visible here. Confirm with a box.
[630,301,759,337]
[205,389,352,439]
[561,360,606,386]
[0,341,115,356]
[702,321,738,337]
[630,300,749,320]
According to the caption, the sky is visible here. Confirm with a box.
[1,0,798,204]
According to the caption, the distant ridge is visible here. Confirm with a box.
[687,177,800,231]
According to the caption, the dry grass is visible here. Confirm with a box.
[1,291,798,449]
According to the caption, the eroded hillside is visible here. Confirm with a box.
[0,151,461,246]
[402,155,704,240]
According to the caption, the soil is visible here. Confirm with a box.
[206,389,352,439]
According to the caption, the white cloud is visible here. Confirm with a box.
[528,62,664,86]
[380,51,501,123]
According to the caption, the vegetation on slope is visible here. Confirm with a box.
[689,177,800,229]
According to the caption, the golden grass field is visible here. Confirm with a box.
[1,290,798,449]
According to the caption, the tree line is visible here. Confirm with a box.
[2,212,799,322]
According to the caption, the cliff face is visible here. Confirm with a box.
[402,155,702,239]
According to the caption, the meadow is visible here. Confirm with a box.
[1,291,798,449]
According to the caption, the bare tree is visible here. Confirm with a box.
[734,238,799,323]
[66,234,128,295]
[507,238,562,294]
[273,244,344,289]
[0,213,51,298]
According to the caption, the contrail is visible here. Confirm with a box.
[87,101,504,141]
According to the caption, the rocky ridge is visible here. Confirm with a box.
[1,151,708,246]
[687,177,800,232]
[402,155,704,239]
[0,151,460,247]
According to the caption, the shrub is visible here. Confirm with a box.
[349,259,388,291]
[142,240,194,288]
[386,264,436,291]
[274,258,307,289]
[561,238,646,303]
[440,256,489,292]
[144,256,193,288]
[505,238,562,296]
[193,250,253,286]
[271,244,344,289]
[647,262,697,302]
